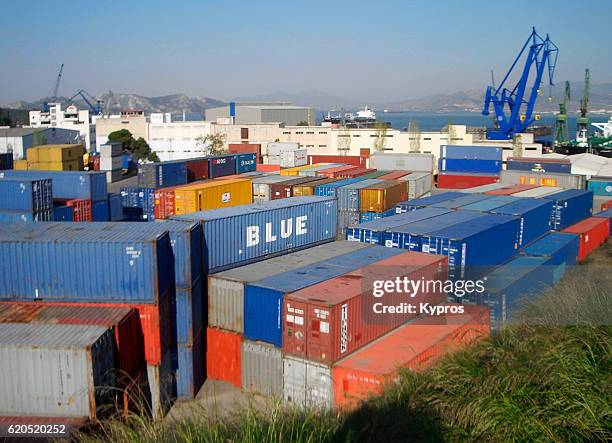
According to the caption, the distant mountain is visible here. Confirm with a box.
[5,93,226,115]
[232,90,361,111]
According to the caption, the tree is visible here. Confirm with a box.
[0,109,12,127]
[108,129,159,162]
[297,121,309,126]
[196,133,227,156]
[373,121,387,152]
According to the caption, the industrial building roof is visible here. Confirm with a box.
[0,127,36,136]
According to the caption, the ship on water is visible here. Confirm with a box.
[322,106,390,128]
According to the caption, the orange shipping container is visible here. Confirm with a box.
[206,327,241,388]
[292,178,338,196]
[173,178,252,215]
[359,180,408,212]
[333,304,490,410]
[257,164,281,172]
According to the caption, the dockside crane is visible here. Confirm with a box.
[554,81,570,147]
[42,63,64,112]
[67,89,104,116]
[576,68,590,141]
[482,28,558,140]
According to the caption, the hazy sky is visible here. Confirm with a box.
[1,0,610,104]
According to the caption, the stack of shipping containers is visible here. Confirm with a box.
[437,145,502,189]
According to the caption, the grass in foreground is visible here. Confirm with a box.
[78,243,612,443]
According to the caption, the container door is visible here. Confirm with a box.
[241,128,249,140]
[306,301,333,364]
[284,299,308,358]
[283,357,307,405]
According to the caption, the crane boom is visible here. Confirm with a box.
[42,63,64,112]
[482,28,558,140]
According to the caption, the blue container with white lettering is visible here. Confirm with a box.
[491,198,554,246]
[244,246,404,346]
[382,210,486,250]
[359,208,397,223]
[542,189,593,230]
[234,153,257,173]
[0,178,52,211]
[346,207,452,245]
[208,155,236,178]
[419,213,520,280]
[0,170,106,202]
[395,191,464,213]
[315,178,364,197]
[439,158,502,174]
[0,208,52,222]
[120,187,155,221]
[171,196,338,273]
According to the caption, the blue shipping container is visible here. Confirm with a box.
[440,145,502,161]
[594,208,612,234]
[174,276,203,346]
[92,200,110,222]
[0,153,13,170]
[337,179,384,212]
[359,208,397,223]
[419,213,520,280]
[0,222,171,303]
[175,329,204,398]
[460,196,519,212]
[0,178,52,212]
[543,189,593,230]
[382,210,486,250]
[492,199,554,246]
[0,170,107,202]
[396,191,464,213]
[520,232,579,273]
[587,179,612,196]
[0,208,52,222]
[470,256,554,331]
[108,193,124,221]
[234,153,257,173]
[208,155,236,178]
[315,178,364,197]
[172,196,338,273]
[138,161,188,188]
[507,158,571,174]
[346,207,452,245]
[431,193,495,210]
[123,207,144,221]
[244,246,404,346]
[439,158,502,174]
[120,187,155,221]
[53,205,74,222]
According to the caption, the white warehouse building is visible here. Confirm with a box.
[29,103,96,152]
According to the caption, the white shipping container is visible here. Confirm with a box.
[369,152,434,172]
[100,155,123,171]
[402,172,433,199]
[251,175,295,202]
[500,170,586,189]
[146,351,175,420]
[242,340,283,397]
[267,142,300,156]
[99,143,123,157]
[283,356,333,409]
[0,323,116,419]
[280,149,308,168]
[208,242,370,332]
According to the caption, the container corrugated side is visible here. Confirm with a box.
[491,199,554,246]
[594,208,612,234]
[174,276,204,346]
[369,152,434,172]
[437,173,500,189]
[283,252,448,365]
[0,208,53,222]
[298,163,342,177]
[244,246,405,346]
[0,170,107,201]
[235,153,257,173]
[173,178,252,214]
[333,304,490,410]
[316,165,360,178]
[346,207,452,245]
[315,178,363,197]
[395,191,464,213]
[0,323,116,419]
[419,214,521,280]
[0,178,52,211]
[283,356,333,409]
[172,196,338,273]
[562,217,610,262]
[484,184,539,195]
[0,222,171,303]
[206,327,242,388]
[383,210,487,250]
[308,155,366,168]
[511,186,564,197]
[175,327,204,399]
[402,172,433,199]
[430,194,495,210]
[139,161,188,188]
[242,340,283,397]
[252,175,295,201]
[208,242,371,333]
[359,181,407,212]
[500,170,586,189]
[520,232,579,270]
[439,158,502,174]
[337,179,384,211]
[359,208,397,223]
[440,145,502,161]
[543,189,594,230]
[460,196,520,212]
[507,157,571,174]
[292,178,338,196]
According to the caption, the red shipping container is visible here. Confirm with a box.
[376,171,411,180]
[257,164,281,172]
[562,217,610,262]
[66,198,92,221]
[0,296,172,366]
[206,327,241,388]
[316,165,357,178]
[229,143,262,163]
[335,167,375,178]
[185,158,210,182]
[92,156,101,171]
[484,184,539,195]
[601,200,612,211]
[154,186,179,220]
[0,303,144,377]
[308,155,366,168]
[437,173,499,189]
[332,304,490,410]
[283,252,448,365]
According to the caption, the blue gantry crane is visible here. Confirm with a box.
[42,63,64,112]
[482,28,559,140]
[67,89,104,115]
